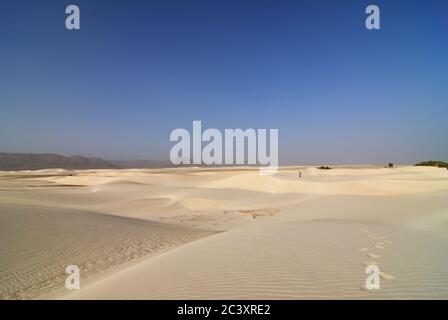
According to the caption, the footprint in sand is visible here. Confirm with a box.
[360,286,378,293]
[374,242,385,249]
[359,229,395,288]
[380,272,396,280]
[367,253,381,259]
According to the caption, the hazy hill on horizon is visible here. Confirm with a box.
[0,152,120,171]
[0,152,178,171]
[2,152,444,172]
[109,159,174,169]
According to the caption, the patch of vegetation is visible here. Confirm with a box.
[415,161,448,169]
[387,163,394,168]
[317,166,331,170]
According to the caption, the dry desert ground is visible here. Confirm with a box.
[0,166,448,299]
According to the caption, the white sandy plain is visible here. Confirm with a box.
[0,166,447,299]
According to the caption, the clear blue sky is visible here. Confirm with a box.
[1,0,447,164]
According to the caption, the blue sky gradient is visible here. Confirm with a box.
[1,0,447,164]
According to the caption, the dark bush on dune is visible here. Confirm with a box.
[317,166,331,170]
[415,161,448,169]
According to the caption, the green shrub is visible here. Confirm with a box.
[415,161,448,168]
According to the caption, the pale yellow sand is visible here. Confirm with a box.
[0,204,215,299]
[0,166,447,299]
[55,222,448,299]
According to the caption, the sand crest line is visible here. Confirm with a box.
[1,165,447,299]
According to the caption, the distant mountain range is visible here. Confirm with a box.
[109,159,174,169]
[0,152,173,171]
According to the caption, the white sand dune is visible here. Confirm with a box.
[1,166,448,299]
[0,204,215,299]
[57,221,448,299]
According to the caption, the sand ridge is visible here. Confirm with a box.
[1,166,448,299]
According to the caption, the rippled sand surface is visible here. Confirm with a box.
[0,166,447,299]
